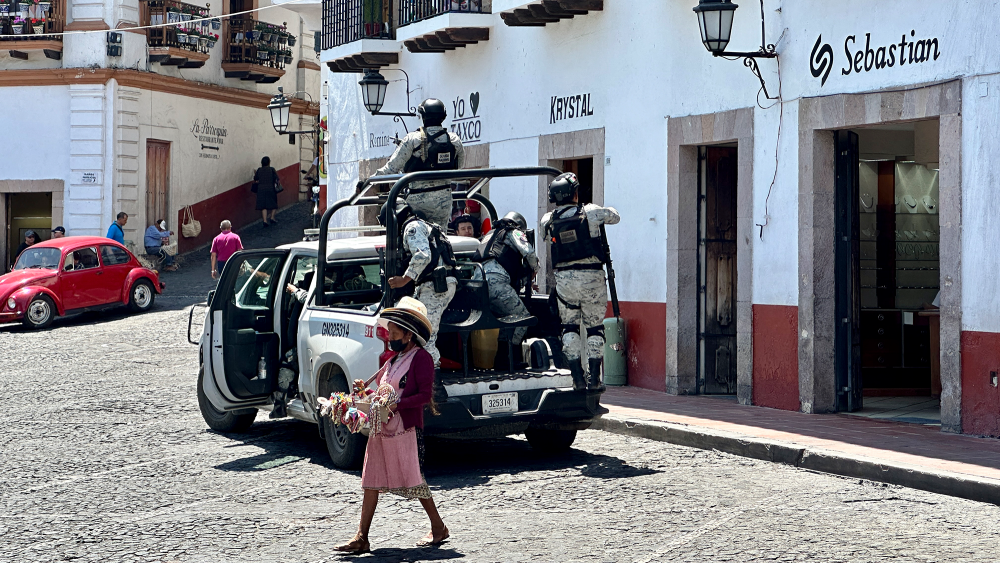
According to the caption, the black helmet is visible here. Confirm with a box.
[500,211,527,231]
[378,201,416,228]
[417,98,447,126]
[547,172,579,204]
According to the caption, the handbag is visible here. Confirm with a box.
[273,169,284,194]
[181,206,202,238]
[162,242,178,256]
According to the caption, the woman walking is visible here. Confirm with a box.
[252,156,281,226]
[335,297,450,554]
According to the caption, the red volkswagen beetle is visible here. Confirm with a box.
[0,236,164,329]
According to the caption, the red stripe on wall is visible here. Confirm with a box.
[961,330,1000,437]
[176,164,300,254]
[752,304,800,411]
[606,301,666,392]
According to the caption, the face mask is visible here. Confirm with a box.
[388,339,408,352]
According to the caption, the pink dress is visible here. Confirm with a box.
[360,349,431,499]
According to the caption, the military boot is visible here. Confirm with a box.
[589,358,604,390]
[568,359,587,390]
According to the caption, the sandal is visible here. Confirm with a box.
[416,527,449,547]
[334,534,370,554]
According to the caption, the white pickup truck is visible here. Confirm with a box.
[194,167,608,468]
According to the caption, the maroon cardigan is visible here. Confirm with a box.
[394,347,435,430]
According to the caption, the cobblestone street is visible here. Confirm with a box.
[2,205,1000,562]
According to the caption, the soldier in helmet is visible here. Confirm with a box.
[381,201,458,366]
[373,99,466,228]
[473,211,539,347]
[540,173,620,390]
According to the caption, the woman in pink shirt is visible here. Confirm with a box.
[211,220,244,279]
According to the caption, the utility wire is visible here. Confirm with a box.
[0,0,315,39]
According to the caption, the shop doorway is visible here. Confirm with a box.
[146,140,171,227]
[5,192,52,269]
[697,146,738,394]
[834,121,942,425]
[561,157,594,204]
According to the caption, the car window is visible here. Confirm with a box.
[290,255,317,287]
[233,256,281,310]
[100,245,131,266]
[13,247,60,270]
[321,259,383,310]
[65,247,100,271]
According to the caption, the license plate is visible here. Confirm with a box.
[482,392,518,414]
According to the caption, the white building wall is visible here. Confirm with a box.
[319,0,1000,330]
[67,83,111,236]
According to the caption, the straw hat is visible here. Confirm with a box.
[378,296,433,346]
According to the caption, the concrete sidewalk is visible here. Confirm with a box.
[594,386,1000,505]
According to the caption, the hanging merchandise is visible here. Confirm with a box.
[181,205,202,238]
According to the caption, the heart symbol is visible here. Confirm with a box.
[470,92,480,117]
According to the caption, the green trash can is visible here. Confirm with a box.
[603,316,627,386]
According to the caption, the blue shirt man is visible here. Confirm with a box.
[144,224,165,248]
[107,212,128,244]
[143,219,176,270]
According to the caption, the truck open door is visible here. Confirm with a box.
[203,249,289,411]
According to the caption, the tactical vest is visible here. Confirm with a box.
[403,128,458,174]
[546,205,607,268]
[401,217,457,286]
[474,223,532,289]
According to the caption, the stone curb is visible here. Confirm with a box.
[593,414,1000,506]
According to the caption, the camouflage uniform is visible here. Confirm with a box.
[540,204,620,381]
[376,127,466,228]
[401,218,457,365]
[472,228,539,345]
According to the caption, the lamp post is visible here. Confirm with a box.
[358,69,417,135]
[693,0,778,100]
[267,87,317,135]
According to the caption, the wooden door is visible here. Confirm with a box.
[698,146,738,394]
[146,140,170,228]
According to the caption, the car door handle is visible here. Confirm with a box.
[96,271,103,275]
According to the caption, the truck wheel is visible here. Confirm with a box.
[525,428,577,452]
[22,295,55,329]
[197,366,257,432]
[322,416,367,469]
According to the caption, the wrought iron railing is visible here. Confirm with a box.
[141,0,218,53]
[223,16,290,70]
[0,0,65,41]
[398,0,483,27]
[321,0,392,50]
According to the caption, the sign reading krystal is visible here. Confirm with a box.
[550,93,594,124]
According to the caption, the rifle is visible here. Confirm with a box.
[600,224,620,318]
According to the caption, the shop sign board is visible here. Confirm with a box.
[450,92,483,144]
[72,171,102,185]
[549,92,594,124]
[811,29,943,87]
[190,118,227,160]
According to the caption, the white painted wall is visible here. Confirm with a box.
[0,86,71,180]
[134,87,304,230]
[960,75,1000,334]
[316,0,1000,330]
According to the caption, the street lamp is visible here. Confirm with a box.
[266,87,318,136]
[358,68,417,135]
[267,87,292,133]
[359,70,389,114]
[693,0,737,54]
[692,0,778,100]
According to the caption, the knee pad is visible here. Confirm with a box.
[586,325,605,340]
[562,323,580,337]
